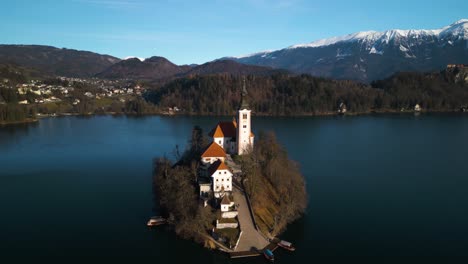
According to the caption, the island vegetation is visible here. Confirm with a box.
[152,126,307,248]
[152,126,217,245]
[238,132,307,235]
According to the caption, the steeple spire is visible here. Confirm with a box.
[242,77,248,96]
[239,76,249,110]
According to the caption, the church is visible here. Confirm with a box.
[208,79,254,156]
[199,79,254,198]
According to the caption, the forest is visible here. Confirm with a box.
[145,70,468,115]
[3,67,468,123]
[0,87,30,123]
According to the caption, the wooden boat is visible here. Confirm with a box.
[147,216,167,227]
[263,248,274,262]
[278,240,296,251]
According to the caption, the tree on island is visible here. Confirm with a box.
[153,126,216,242]
[239,132,307,235]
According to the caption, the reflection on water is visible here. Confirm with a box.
[1,114,468,263]
[0,121,37,148]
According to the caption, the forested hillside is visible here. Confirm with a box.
[145,71,468,116]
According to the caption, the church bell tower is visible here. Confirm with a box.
[237,77,253,155]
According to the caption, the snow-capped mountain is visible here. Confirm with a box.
[230,19,468,82]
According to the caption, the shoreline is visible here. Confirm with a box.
[0,118,38,126]
[1,109,466,126]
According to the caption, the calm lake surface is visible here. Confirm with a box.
[1,114,468,263]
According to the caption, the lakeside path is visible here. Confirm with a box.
[232,187,269,252]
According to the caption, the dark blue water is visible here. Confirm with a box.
[1,114,468,263]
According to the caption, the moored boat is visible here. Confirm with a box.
[263,248,274,262]
[278,240,295,251]
[147,216,167,226]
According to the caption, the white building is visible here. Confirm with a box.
[220,195,235,212]
[414,104,421,112]
[208,160,233,198]
[237,82,254,155]
[199,182,211,198]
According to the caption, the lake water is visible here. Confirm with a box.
[1,114,468,263]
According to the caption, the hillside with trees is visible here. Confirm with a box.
[145,70,468,115]
[371,69,468,110]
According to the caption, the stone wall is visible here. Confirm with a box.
[222,211,238,218]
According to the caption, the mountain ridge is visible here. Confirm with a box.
[0,44,120,78]
[95,56,189,80]
[229,19,468,82]
[2,20,468,83]
[96,57,284,80]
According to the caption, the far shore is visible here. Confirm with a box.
[0,118,38,126]
[1,109,466,126]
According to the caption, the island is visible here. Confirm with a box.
[152,79,307,258]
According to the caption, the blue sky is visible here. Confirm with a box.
[1,0,467,65]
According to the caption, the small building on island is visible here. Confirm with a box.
[208,160,233,198]
[220,195,235,213]
[201,142,226,167]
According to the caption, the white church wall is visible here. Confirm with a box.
[221,204,230,212]
[214,137,224,148]
[237,109,252,155]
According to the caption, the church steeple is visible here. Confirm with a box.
[236,76,254,155]
[239,77,249,110]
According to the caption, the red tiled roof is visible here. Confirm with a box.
[211,125,224,137]
[201,142,226,158]
[209,121,237,138]
[208,159,230,176]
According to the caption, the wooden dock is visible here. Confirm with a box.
[229,238,280,259]
[263,238,280,252]
[230,251,261,259]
